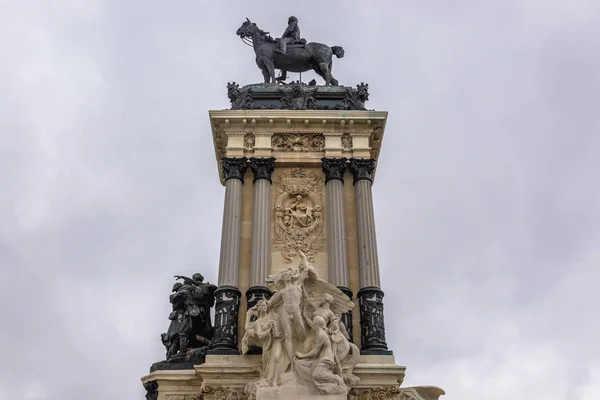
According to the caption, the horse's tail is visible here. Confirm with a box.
[331,46,345,58]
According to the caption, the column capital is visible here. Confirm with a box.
[321,157,348,183]
[250,157,276,183]
[349,158,376,184]
[221,157,248,183]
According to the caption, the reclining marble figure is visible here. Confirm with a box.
[242,251,360,397]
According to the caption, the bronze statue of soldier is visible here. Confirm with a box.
[160,273,216,362]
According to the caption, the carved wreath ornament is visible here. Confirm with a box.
[274,168,324,263]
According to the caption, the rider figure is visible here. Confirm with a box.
[276,16,301,54]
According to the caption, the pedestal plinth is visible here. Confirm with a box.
[142,83,445,400]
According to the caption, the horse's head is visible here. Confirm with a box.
[236,18,253,38]
[236,18,272,41]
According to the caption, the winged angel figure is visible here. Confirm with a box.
[243,251,360,397]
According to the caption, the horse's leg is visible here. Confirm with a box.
[265,59,277,84]
[256,58,270,84]
[312,65,328,84]
[261,68,270,84]
[318,62,331,85]
[276,70,288,82]
[329,61,339,86]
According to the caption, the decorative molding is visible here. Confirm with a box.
[243,133,255,151]
[349,385,400,400]
[227,82,253,110]
[164,395,199,400]
[342,133,353,151]
[322,157,348,183]
[221,157,248,183]
[226,82,369,111]
[272,133,325,152]
[357,286,392,355]
[200,384,246,400]
[208,286,241,355]
[273,168,324,263]
[369,127,383,148]
[144,381,158,400]
[209,111,388,185]
[250,157,276,183]
[349,158,376,184]
[280,84,316,110]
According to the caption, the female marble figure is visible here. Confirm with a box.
[246,250,359,396]
[294,315,348,395]
[286,194,313,228]
[242,300,288,386]
[308,293,360,387]
[309,294,339,330]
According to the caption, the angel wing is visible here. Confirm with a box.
[265,269,288,292]
[297,251,354,316]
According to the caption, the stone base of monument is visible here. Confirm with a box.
[255,370,346,400]
[141,353,447,400]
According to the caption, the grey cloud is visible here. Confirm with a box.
[1,1,598,399]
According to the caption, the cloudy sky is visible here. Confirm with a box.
[1,0,599,399]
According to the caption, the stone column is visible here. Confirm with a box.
[246,157,276,309]
[208,157,246,355]
[350,158,392,355]
[322,157,354,341]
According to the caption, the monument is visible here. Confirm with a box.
[141,16,445,400]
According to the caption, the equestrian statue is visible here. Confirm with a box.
[236,17,345,86]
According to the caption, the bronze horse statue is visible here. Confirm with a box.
[236,18,345,86]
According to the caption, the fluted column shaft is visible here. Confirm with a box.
[209,157,246,355]
[350,158,392,355]
[354,179,381,287]
[246,157,276,311]
[249,178,271,287]
[322,157,354,341]
[326,179,350,286]
[218,178,243,286]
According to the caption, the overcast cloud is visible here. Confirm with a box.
[1,1,599,399]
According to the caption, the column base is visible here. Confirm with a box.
[208,285,241,355]
[358,286,393,355]
[360,348,394,355]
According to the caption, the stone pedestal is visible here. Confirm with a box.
[141,370,201,400]
[142,343,445,400]
[142,84,445,400]
[255,372,346,399]
[258,387,346,400]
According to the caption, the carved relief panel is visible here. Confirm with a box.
[272,133,325,152]
[273,168,324,263]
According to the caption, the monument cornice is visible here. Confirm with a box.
[209,110,388,185]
